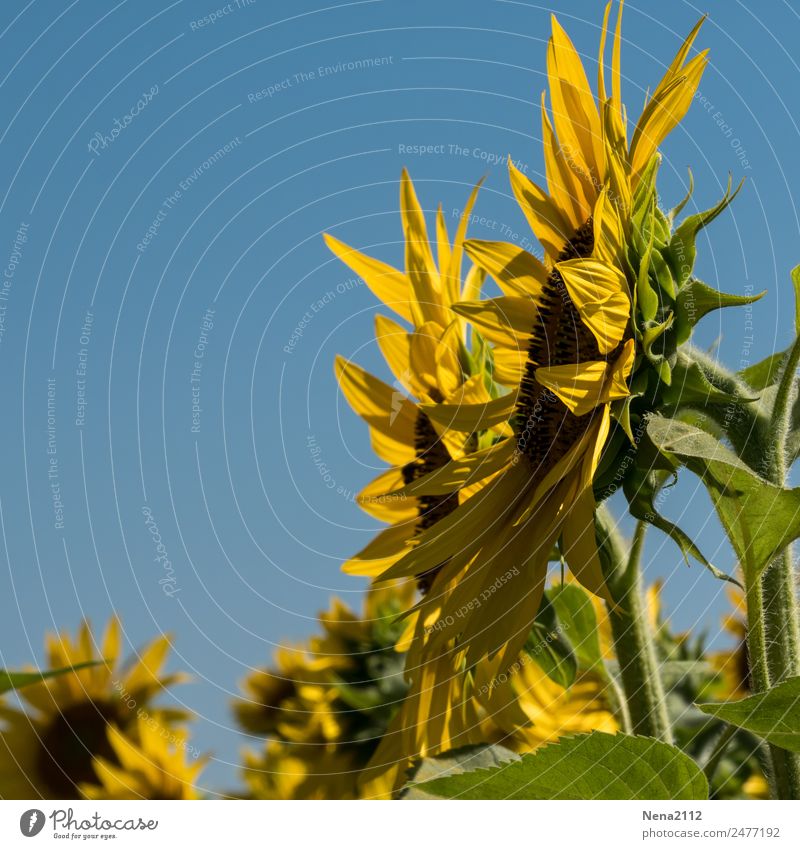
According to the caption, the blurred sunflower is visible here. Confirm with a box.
[235,582,413,799]
[329,170,504,592]
[0,618,188,799]
[81,720,205,800]
[377,2,708,674]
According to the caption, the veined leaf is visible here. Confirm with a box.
[404,744,518,799]
[412,732,708,800]
[547,583,604,673]
[739,350,787,391]
[647,416,800,583]
[696,676,800,754]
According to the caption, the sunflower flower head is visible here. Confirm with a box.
[235,582,414,799]
[0,617,191,799]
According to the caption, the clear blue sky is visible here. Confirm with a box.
[1,0,799,794]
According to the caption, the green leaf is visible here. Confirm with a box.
[524,595,577,689]
[621,444,737,587]
[404,744,518,799]
[791,265,800,334]
[739,350,787,391]
[413,732,709,800]
[696,676,800,754]
[647,415,800,582]
[0,662,103,695]
[675,278,765,345]
[547,583,604,672]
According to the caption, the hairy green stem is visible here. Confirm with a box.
[761,334,800,798]
[688,342,800,798]
[599,513,673,743]
[703,724,737,787]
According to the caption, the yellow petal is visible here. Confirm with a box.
[401,169,447,326]
[453,296,535,348]
[508,161,573,260]
[358,467,418,522]
[375,314,412,392]
[542,91,593,229]
[422,386,517,433]
[547,15,604,185]
[561,488,614,605]
[535,360,611,416]
[492,347,528,386]
[434,319,465,399]
[334,355,418,464]
[630,16,707,182]
[394,438,515,497]
[324,233,412,323]
[555,258,630,353]
[436,203,451,288]
[343,520,417,576]
[464,238,549,298]
[446,179,484,306]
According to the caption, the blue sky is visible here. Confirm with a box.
[1,0,799,793]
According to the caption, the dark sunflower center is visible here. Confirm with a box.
[35,699,124,797]
[402,408,458,594]
[515,218,605,472]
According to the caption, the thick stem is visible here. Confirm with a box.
[599,514,673,743]
[760,334,800,798]
[682,345,800,798]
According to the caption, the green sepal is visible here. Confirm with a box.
[668,168,694,224]
[666,175,744,289]
[674,278,765,345]
[662,355,758,407]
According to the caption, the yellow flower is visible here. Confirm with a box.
[236,582,414,799]
[329,171,500,591]
[375,2,707,678]
[81,720,205,800]
[0,618,188,799]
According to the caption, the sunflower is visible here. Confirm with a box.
[80,720,205,800]
[236,582,414,799]
[0,618,188,799]
[328,170,501,591]
[375,3,707,676]
[358,582,619,798]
